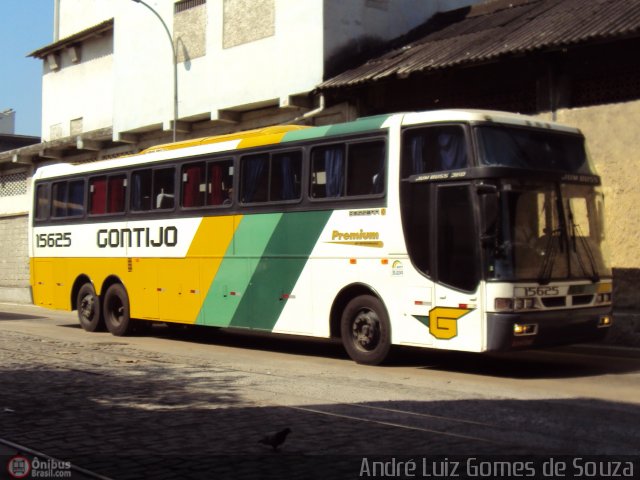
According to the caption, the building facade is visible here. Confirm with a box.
[0,0,480,303]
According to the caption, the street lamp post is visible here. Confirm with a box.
[131,0,178,142]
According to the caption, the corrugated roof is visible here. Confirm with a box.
[319,0,640,90]
[29,19,114,59]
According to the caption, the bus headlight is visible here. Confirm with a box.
[598,315,613,328]
[514,323,538,336]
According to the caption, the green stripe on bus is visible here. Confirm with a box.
[281,114,390,143]
[198,213,282,327]
[198,210,332,329]
[229,210,332,330]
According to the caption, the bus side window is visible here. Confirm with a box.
[347,141,385,196]
[35,184,50,220]
[403,126,469,175]
[131,170,152,211]
[310,145,345,198]
[271,151,301,201]
[52,180,85,218]
[208,159,234,206]
[153,167,175,210]
[182,162,205,208]
[89,177,107,215]
[240,154,269,203]
[107,175,127,213]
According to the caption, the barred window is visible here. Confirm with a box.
[0,172,28,197]
[175,0,206,13]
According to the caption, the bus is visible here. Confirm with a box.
[29,109,613,365]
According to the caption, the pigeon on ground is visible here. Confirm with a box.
[258,427,292,451]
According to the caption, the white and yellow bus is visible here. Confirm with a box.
[29,110,613,364]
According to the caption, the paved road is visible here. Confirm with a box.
[0,303,639,479]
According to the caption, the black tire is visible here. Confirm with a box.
[103,283,132,336]
[76,283,104,332]
[340,295,391,365]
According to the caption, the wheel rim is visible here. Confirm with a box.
[107,295,125,327]
[79,294,95,322]
[350,308,381,352]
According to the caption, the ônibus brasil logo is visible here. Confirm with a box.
[7,455,31,478]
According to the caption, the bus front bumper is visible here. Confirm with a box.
[486,306,613,351]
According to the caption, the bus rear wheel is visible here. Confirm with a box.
[103,283,132,336]
[76,283,103,332]
[340,295,391,365]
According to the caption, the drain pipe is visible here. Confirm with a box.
[285,93,326,125]
[53,0,61,41]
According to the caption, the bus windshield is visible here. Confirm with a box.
[486,181,611,282]
[476,126,592,174]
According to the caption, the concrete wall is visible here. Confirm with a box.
[539,101,640,346]
[0,110,16,134]
[0,214,31,304]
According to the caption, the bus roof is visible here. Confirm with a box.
[33,109,581,180]
[401,109,581,134]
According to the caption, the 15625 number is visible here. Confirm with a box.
[36,232,72,248]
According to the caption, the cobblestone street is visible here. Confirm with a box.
[1,305,639,479]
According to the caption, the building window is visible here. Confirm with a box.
[0,172,28,197]
[175,0,206,13]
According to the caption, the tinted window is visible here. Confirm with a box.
[35,184,49,220]
[240,150,301,203]
[476,126,590,173]
[310,140,385,199]
[51,180,85,217]
[131,167,175,211]
[437,185,478,291]
[402,125,469,177]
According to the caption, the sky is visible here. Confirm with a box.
[0,1,54,137]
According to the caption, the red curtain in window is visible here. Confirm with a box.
[90,178,107,214]
[183,165,202,208]
[108,176,126,213]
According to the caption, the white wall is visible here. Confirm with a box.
[58,0,115,38]
[114,0,326,134]
[41,33,114,140]
[46,0,481,140]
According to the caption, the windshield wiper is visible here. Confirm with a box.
[537,227,562,285]
[566,200,600,283]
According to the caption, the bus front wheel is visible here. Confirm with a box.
[340,295,391,365]
[103,283,132,336]
[76,283,103,332]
